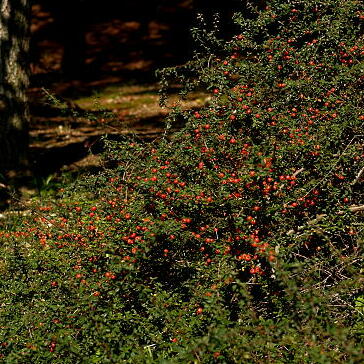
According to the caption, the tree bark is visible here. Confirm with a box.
[0,0,30,175]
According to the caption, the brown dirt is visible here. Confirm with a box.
[28,1,204,177]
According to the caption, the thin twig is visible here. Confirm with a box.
[292,167,304,177]
[303,135,363,198]
[287,204,364,235]
[348,205,364,213]
[352,165,364,185]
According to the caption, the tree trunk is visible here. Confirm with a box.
[0,0,30,176]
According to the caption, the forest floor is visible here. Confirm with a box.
[27,1,205,182]
[28,81,208,179]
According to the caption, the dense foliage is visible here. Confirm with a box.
[1,0,363,362]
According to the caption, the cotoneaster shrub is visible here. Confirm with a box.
[0,0,363,363]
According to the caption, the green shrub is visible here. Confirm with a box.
[1,0,363,362]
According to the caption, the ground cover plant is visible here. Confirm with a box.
[0,0,363,362]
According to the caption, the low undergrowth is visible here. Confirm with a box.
[1,1,363,362]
